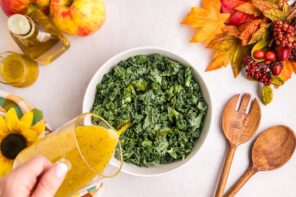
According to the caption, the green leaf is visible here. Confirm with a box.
[167,148,177,159]
[282,2,290,15]
[264,8,289,21]
[31,108,43,125]
[261,86,273,105]
[142,138,153,147]
[271,76,285,87]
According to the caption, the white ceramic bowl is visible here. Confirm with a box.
[83,47,212,177]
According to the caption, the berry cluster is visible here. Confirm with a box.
[273,20,296,48]
[243,56,272,86]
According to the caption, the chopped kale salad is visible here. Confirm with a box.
[92,54,208,167]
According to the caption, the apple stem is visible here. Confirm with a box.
[66,0,74,7]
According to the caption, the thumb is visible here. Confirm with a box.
[32,161,69,197]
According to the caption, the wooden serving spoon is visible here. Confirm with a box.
[215,93,261,197]
[225,125,296,197]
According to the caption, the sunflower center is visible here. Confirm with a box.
[1,133,27,160]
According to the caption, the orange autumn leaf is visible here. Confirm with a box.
[238,19,262,46]
[279,61,294,81]
[251,0,278,12]
[181,0,230,44]
[291,61,296,73]
[223,26,240,37]
[206,34,246,77]
[235,2,261,16]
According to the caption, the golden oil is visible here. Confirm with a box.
[0,52,39,88]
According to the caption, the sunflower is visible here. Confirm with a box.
[0,108,45,177]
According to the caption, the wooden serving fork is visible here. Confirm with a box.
[215,93,261,197]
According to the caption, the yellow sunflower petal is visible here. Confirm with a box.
[5,108,19,132]
[0,116,8,136]
[0,156,13,177]
[19,111,33,129]
[31,122,46,134]
[21,129,38,142]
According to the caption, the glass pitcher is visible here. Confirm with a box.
[14,113,124,197]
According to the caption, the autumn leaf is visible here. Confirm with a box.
[291,61,296,73]
[261,86,273,105]
[251,0,290,21]
[206,34,247,77]
[251,0,278,12]
[181,0,230,44]
[248,22,271,44]
[271,76,285,88]
[235,2,261,16]
[264,7,289,21]
[223,26,240,37]
[279,61,294,81]
[238,19,262,46]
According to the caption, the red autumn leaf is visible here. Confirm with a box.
[228,11,250,26]
[221,0,247,12]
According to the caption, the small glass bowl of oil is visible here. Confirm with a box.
[0,51,39,88]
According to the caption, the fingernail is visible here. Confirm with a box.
[54,162,69,178]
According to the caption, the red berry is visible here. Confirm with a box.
[265,51,276,61]
[264,60,271,65]
[254,72,261,79]
[275,46,291,61]
[253,50,265,59]
[271,65,283,76]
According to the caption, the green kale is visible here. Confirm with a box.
[92,54,208,167]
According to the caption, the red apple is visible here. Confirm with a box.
[0,0,50,16]
[50,0,105,36]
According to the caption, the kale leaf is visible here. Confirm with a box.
[92,54,208,167]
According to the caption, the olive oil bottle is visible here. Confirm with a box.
[8,9,70,65]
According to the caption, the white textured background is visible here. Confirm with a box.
[0,0,295,197]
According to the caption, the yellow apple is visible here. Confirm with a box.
[50,0,105,36]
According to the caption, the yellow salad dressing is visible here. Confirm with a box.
[0,53,39,87]
[15,125,119,197]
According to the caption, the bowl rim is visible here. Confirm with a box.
[82,46,212,177]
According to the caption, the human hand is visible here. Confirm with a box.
[0,155,69,197]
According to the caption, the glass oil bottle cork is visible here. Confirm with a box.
[7,9,70,65]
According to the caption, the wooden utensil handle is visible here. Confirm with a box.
[224,166,256,197]
[215,144,237,197]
